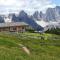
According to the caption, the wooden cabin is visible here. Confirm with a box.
[0,22,29,32]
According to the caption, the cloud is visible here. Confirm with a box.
[0,0,56,15]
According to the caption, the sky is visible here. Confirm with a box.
[0,0,60,15]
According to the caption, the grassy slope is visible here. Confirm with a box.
[0,32,60,60]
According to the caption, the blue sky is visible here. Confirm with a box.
[52,0,60,6]
[0,0,60,15]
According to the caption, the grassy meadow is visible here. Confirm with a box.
[0,32,60,60]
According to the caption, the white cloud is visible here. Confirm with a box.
[0,0,56,15]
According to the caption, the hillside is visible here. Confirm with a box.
[0,32,60,60]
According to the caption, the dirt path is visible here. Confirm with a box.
[19,44,30,55]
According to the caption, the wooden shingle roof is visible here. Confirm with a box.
[0,22,28,27]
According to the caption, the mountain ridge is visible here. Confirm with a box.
[0,6,60,31]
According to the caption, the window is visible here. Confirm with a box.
[13,27,16,30]
[22,27,25,29]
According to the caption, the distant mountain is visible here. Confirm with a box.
[0,16,4,23]
[45,8,56,21]
[12,13,19,22]
[32,6,60,22]
[32,11,45,21]
[12,11,44,31]
[32,11,40,20]
[45,6,60,22]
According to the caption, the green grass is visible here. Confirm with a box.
[0,32,60,60]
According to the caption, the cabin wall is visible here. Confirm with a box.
[0,27,10,32]
[0,26,26,32]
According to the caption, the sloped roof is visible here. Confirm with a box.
[0,22,28,28]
